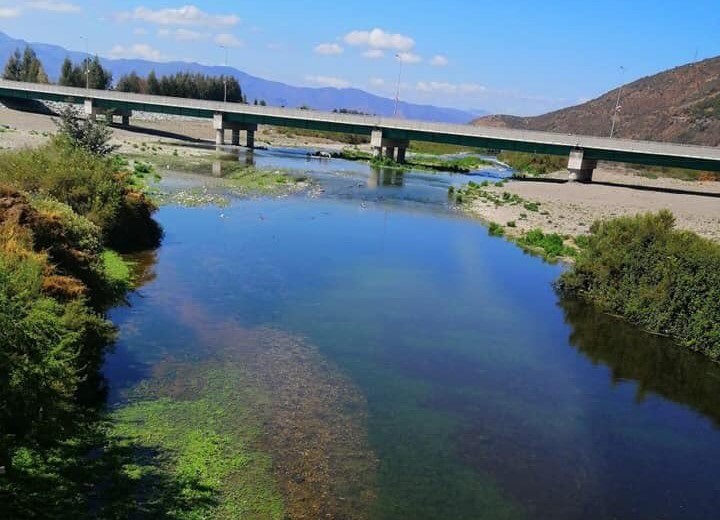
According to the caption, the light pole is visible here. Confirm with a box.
[220,44,228,103]
[610,65,626,138]
[393,53,403,118]
[80,36,89,89]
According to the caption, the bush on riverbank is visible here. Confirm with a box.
[0,139,162,251]
[498,151,567,175]
[557,211,720,359]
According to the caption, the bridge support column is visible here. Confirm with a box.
[213,113,256,148]
[121,114,130,127]
[371,129,409,163]
[84,99,96,122]
[568,149,597,183]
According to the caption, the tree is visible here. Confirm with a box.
[2,49,21,80]
[54,105,118,156]
[58,56,111,89]
[116,71,144,93]
[147,70,160,95]
[2,47,48,83]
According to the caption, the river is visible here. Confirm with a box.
[105,147,720,519]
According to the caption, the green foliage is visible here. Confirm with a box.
[2,46,49,83]
[117,70,245,103]
[58,56,112,90]
[0,141,162,251]
[517,229,578,260]
[557,211,720,359]
[498,151,567,175]
[488,222,504,237]
[0,249,114,471]
[54,105,118,157]
[523,201,540,212]
[101,249,134,296]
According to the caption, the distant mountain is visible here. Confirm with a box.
[473,57,720,146]
[0,31,483,124]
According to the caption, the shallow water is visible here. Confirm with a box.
[107,148,720,519]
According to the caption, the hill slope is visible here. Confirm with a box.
[474,57,720,146]
[0,31,482,124]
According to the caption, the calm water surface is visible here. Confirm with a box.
[106,148,720,519]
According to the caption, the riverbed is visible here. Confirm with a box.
[105,146,720,520]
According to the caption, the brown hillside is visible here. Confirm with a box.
[473,56,720,146]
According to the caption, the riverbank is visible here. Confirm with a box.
[459,167,720,243]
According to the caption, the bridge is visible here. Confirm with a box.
[2,79,720,182]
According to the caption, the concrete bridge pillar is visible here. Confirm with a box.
[214,113,256,148]
[121,114,131,127]
[371,129,410,163]
[568,149,597,183]
[84,99,96,122]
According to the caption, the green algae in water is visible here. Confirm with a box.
[112,367,285,520]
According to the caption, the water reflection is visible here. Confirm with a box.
[367,167,405,188]
[561,297,720,426]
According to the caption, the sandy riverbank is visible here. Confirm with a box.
[2,105,718,241]
[465,167,720,242]
[0,105,367,154]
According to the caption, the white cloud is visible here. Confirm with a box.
[305,75,350,89]
[344,28,414,51]
[369,77,385,87]
[266,42,283,51]
[416,81,486,95]
[314,43,343,55]
[362,49,384,59]
[397,52,421,64]
[26,1,80,12]
[215,33,243,47]
[0,7,21,18]
[108,43,165,61]
[115,5,239,27]
[133,27,148,35]
[158,28,207,41]
[430,55,448,67]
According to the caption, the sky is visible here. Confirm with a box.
[0,0,719,115]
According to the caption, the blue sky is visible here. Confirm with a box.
[0,0,719,115]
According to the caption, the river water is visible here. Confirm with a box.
[106,148,720,519]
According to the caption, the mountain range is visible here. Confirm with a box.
[0,31,481,124]
[474,56,720,146]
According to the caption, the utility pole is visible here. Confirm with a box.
[220,45,228,103]
[393,53,403,118]
[610,65,625,138]
[80,36,89,89]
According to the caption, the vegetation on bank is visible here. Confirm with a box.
[337,147,494,173]
[498,151,568,175]
[0,113,162,514]
[557,211,720,360]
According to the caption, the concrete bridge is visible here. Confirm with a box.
[2,79,720,182]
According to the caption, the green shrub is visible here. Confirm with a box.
[518,228,576,259]
[523,201,540,212]
[557,211,720,359]
[488,222,504,237]
[0,249,114,469]
[0,141,162,251]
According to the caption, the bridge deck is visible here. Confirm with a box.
[1,79,720,171]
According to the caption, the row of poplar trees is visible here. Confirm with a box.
[3,46,249,104]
